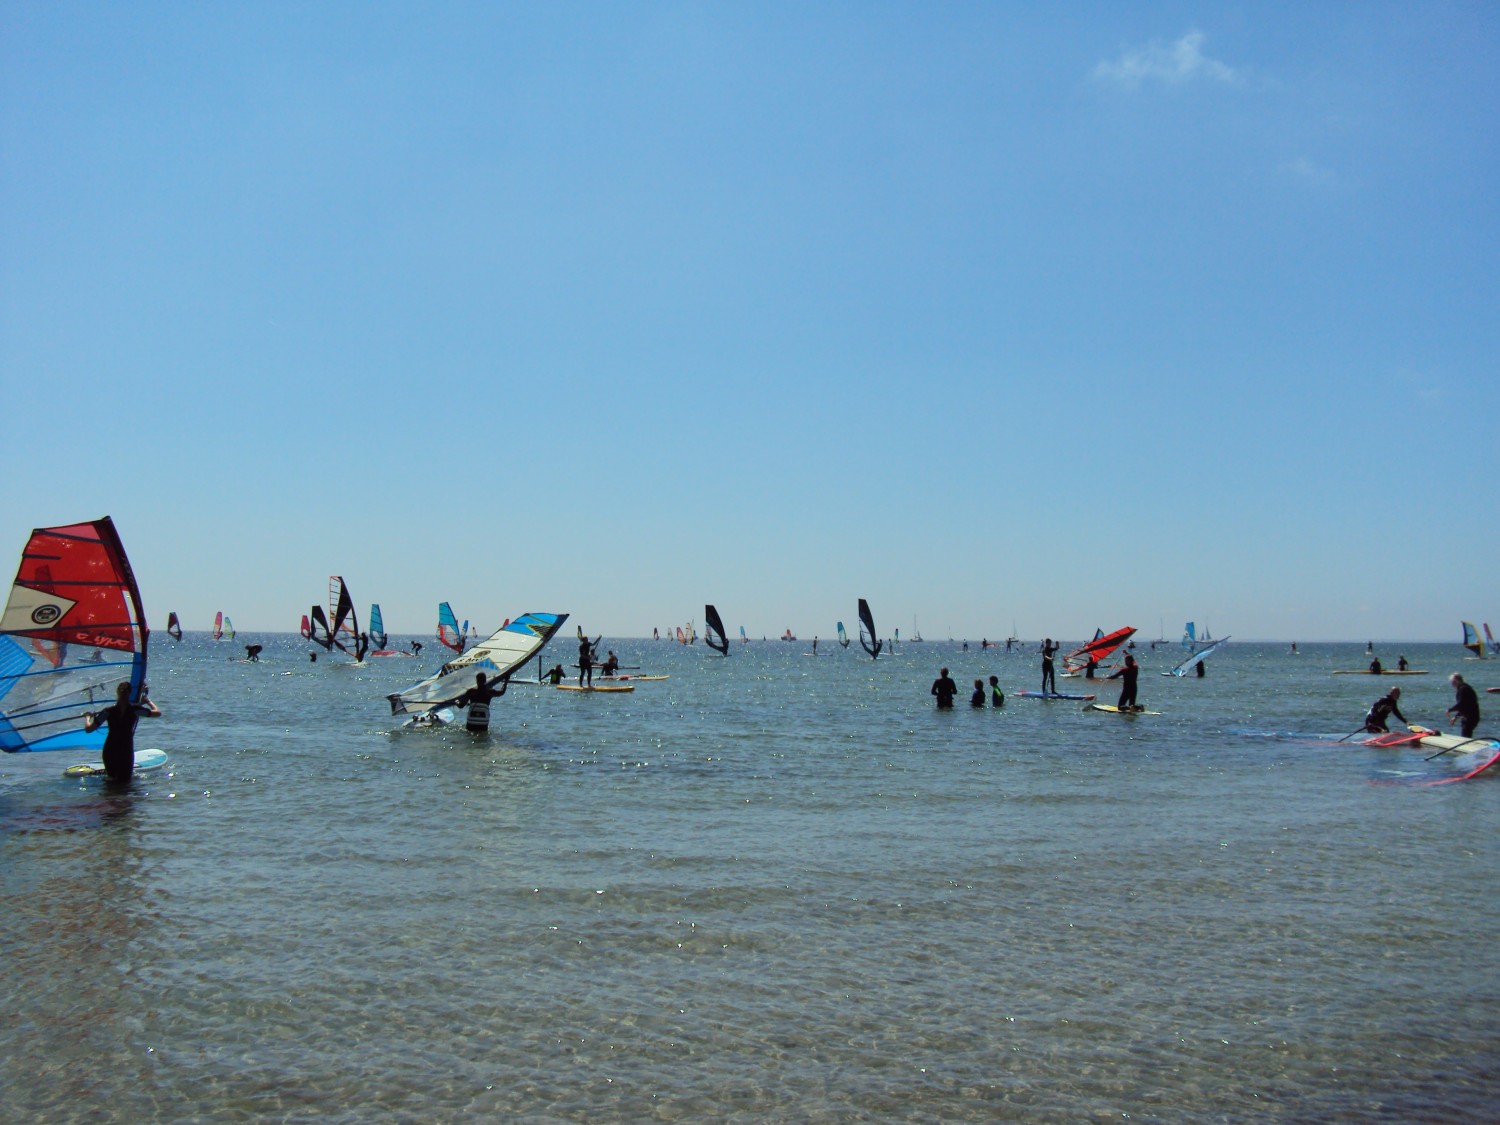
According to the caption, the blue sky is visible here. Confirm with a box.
[2,3,1495,641]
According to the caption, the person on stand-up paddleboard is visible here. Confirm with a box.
[83,681,162,783]
[455,672,506,733]
[1363,686,1407,734]
[1448,674,1480,737]
[1107,654,1141,712]
[930,668,958,709]
[578,634,595,687]
[1041,639,1059,694]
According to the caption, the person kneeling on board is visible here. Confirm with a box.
[1107,654,1141,711]
[1363,686,1407,734]
[455,672,506,733]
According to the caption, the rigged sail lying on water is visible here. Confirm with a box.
[388,612,568,717]
[858,599,882,660]
[0,517,148,752]
[704,605,729,655]
[1165,636,1230,677]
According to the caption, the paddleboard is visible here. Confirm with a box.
[63,748,169,779]
[1331,669,1428,675]
[1489,687,1500,694]
[1088,704,1162,715]
[556,683,634,693]
[1017,691,1095,701]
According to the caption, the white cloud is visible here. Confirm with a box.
[1093,30,1239,90]
[1280,156,1337,187]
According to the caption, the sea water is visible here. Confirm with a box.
[2,639,1497,1123]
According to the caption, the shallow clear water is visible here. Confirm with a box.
[3,638,1498,1122]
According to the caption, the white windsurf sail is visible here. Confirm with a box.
[1165,636,1229,676]
[388,612,568,717]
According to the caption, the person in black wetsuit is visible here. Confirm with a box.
[244,644,262,662]
[454,672,506,733]
[1041,639,1059,693]
[1363,686,1407,733]
[931,668,958,709]
[544,663,566,685]
[1448,674,1480,737]
[989,675,1005,707]
[578,635,595,687]
[1397,655,1409,671]
[410,640,423,656]
[1107,654,1141,711]
[1369,656,1383,674]
[83,681,162,782]
[970,679,985,707]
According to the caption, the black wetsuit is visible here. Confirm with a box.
[1364,694,1407,733]
[96,700,148,782]
[1108,663,1140,710]
[931,675,958,709]
[1041,642,1058,693]
[578,639,593,686]
[970,684,985,707]
[1450,683,1480,738]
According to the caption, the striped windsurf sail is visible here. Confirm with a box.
[223,616,235,640]
[704,604,729,655]
[388,612,569,717]
[1166,636,1229,677]
[329,577,363,660]
[437,602,465,653]
[0,517,148,753]
[837,621,849,648]
[369,604,387,650]
[1065,625,1136,670]
[213,611,223,640]
[1462,622,1485,657]
[166,611,182,641]
[858,599,882,659]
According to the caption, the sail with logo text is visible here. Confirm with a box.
[166,612,182,641]
[704,605,729,655]
[0,517,149,752]
[388,612,569,721]
[437,602,466,654]
[858,599,882,660]
[309,577,366,661]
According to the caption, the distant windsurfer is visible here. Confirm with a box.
[356,632,370,662]
[454,672,506,733]
[1447,674,1480,737]
[989,675,1005,707]
[970,679,985,707]
[1107,654,1141,711]
[1041,639,1059,693]
[410,640,423,656]
[931,668,958,709]
[1363,686,1407,734]
[83,681,162,783]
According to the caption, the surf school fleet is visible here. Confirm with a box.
[1,522,1496,784]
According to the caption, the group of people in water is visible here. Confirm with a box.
[1364,674,1481,738]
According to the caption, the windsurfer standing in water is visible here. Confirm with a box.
[454,672,505,733]
[1107,654,1141,711]
[83,681,161,783]
[930,667,958,709]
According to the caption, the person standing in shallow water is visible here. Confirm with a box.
[970,679,985,707]
[931,667,958,709]
[84,681,161,783]
[1448,674,1480,738]
[989,675,1005,707]
[1107,654,1141,712]
[455,672,506,733]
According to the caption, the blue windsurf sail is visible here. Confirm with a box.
[1165,637,1229,676]
[438,602,465,653]
[837,621,849,648]
[0,518,148,752]
[370,604,387,650]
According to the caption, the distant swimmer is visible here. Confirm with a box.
[1107,654,1141,712]
[309,651,317,663]
[971,679,985,707]
[1447,674,1480,737]
[454,672,506,733]
[989,675,1005,707]
[931,667,958,709]
[1370,656,1383,675]
[244,644,262,662]
[83,681,161,783]
[1363,686,1407,734]
[544,663,566,685]
[1041,638,1059,694]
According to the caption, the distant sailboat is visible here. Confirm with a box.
[911,616,923,642]
[837,621,850,648]
[166,611,182,641]
[438,602,466,654]
[299,613,312,640]
[704,605,729,655]
[858,599,883,660]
